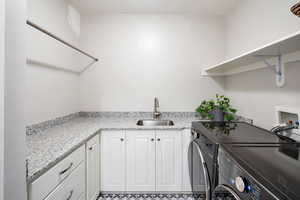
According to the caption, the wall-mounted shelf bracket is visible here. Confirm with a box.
[254,54,285,87]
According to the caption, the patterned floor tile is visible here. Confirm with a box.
[97,193,206,200]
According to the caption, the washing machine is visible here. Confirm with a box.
[188,128,219,200]
[190,121,298,200]
[213,145,300,200]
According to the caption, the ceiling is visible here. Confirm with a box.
[68,0,239,16]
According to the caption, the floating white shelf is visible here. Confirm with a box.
[202,31,300,86]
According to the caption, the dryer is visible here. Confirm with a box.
[218,141,300,200]
[189,121,297,200]
[188,129,219,200]
[213,147,279,200]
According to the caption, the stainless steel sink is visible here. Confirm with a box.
[136,119,175,126]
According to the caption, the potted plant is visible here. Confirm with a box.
[196,94,237,121]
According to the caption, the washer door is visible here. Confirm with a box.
[212,185,241,200]
[188,140,212,200]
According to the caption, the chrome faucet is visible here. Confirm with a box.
[153,97,161,119]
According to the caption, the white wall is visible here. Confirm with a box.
[26,66,80,125]
[225,64,300,129]
[225,0,300,59]
[27,0,81,125]
[79,14,225,111]
[26,1,300,129]
[0,0,4,198]
[4,0,27,199]
[224,0,300,129]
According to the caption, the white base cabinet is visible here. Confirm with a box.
[182,129,192,192]
[28,129,193,200]
[100,129,191,192]
[101,131,126,191]
[45,163,85,200]
[156,131,182,191]
[28,135,101,200]
[86,135,100,200]
[28,128,193,200]
[28,146,85,200]
[126,130,156,191]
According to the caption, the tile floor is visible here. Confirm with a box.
[97,193,206,200]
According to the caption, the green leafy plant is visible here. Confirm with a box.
[203,121,238,135]
[196,94,237,121]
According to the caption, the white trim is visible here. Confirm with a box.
[3,0,27,199]
[0,0,5,199]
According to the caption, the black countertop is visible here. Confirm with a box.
[192,121,281,144]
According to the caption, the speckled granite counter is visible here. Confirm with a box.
[26,112,202,183]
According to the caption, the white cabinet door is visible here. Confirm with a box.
[126,130,156,191]
[101,131,126,191]
[86,135,100,200]
[155,131,182,191]
[182,129,192,192]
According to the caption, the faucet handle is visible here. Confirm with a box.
[154,97,159,107]
[153,97,161,119]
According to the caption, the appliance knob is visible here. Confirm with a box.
[235,176,248,193]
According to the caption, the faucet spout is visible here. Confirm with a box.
[153,97,161,119]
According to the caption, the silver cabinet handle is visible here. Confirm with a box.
[120,138,124,142]
[66,190,74,200]
[151,138,155,142]
[89,146,93,150]
[157,138,161,141]
[59,163,73,175]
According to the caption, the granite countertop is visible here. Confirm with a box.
[26,112,200,183]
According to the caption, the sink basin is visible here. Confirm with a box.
[136,119,175,126]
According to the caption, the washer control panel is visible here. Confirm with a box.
[235,176,247,192]
[218,149,264,200]
[228,175,262,199]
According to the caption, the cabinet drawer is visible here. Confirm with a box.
[45,162,85,200]
[29,145,85,200]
